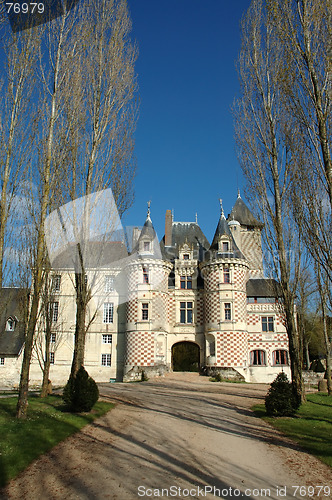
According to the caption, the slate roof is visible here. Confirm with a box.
[210,216,245,259]
[131,217,159,255]
[51,241,128,270]
[246,278,281,297]
[228,197,264,228]
[160,221,210,261]
[0,288,26,356]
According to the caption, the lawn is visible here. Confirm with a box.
[0,395,114,487]
[253,393,332,468]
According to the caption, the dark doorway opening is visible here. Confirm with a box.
[172,341,200,372]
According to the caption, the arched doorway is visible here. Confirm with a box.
[172,341,200,372]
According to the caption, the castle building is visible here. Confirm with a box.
[0,195,290,387]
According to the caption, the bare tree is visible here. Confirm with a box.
[316,264,332,395]
[0,28,39,287]
[16,4,82,418]
[234,0,305,402]
[56,0,138,377]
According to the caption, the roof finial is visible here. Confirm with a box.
[237,188,241,199]
[147,200,151,220]
[195,212,198,223]
[219,198,225,219]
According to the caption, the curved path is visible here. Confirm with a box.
[3,373,331,499]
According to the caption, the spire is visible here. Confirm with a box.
[219,198,225,219]
[237,188,241,199]
[195,212,198,224]
[147,200,151,221]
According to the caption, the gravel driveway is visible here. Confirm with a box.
[2,373,331,500]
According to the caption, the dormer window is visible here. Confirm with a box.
[218,237,231,253]
[6,317,15,331]
[144,241,150,252]
[183,254,190,260]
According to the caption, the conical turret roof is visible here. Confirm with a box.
[207,200,245,260]
[228,196,263,228]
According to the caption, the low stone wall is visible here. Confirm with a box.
[201,366,245,381]
[123,364,169,382]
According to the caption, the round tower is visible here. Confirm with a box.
[124,204,172,380]
[201,200,249,379]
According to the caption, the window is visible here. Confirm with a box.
[0,357,4,365]
[50,302,59,322]
[250,350,266,366]
[222,241,229,252]
[262,316,274,332]
[224,303,231,320]
[143,266,149,284]
[105,275,114,293]
[50,352,55,364]
[183,254,190,260]
[102,334,112,344]
[180,302,193,323]
[142,303,149,320]
[52,275,61,292]
[143,241,150,251]
[103,302,114,323]
[223,267,230,283]
[180,275,192,289]
[273,350,288,365]
[50,333,56,343]
[6,317,15,331]
[102,353,111,366]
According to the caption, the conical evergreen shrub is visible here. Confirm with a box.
[265,372,300,416]
[63,366,99,412]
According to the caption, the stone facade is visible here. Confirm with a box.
[0,195,291,387]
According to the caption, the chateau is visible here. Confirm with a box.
[0,194,291,387]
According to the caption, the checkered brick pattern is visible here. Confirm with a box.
[241,231,263,272]
[215,331,248,366]
[205,291,220,323]
[151,266,168,291]
[233,266,247,289]
[167,293,176,324]
[125,331,155,366]
[196,293,205,325]
[205,268,219,290]
[247,312,261,326]
[126,297,138,323]
[233,291,247,322]
[127,265,139,292]
[152,293,167,324]
[248,332,288,342]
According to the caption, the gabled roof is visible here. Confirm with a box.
[246,279,281,297]
[0,288,26,356]
[160,221,210,261]
[51,241,128,270]
[228,197,263,228]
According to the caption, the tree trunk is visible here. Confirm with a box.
[70,271,87,378]
[40,322,52,398]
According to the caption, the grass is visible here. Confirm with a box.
[0,394,114,487]
[253,393,332,468]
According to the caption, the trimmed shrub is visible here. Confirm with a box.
[63,366,99,412]
[265,372,300,416]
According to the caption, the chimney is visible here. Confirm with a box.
[165,210,173,246]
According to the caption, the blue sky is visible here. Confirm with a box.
[123,0,250,243]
